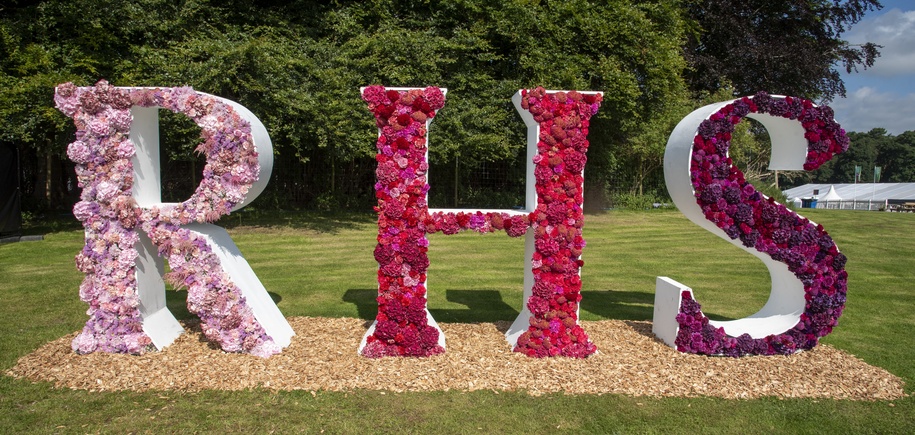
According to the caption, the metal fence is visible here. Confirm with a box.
[149,145,672,211]
[813,200,887,211]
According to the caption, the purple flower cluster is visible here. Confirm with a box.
[56,81,279,357]
[679,92,849,356]
[56,81,151,354]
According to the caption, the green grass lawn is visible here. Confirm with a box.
[1,209,912,433]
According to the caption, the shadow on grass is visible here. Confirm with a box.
[344,287,742,324]
[579,289,655,321]
[579,289,736,322]
[343,288,520,323]
[431,290,520,323]
[342,289,377,320]
[217,209,376,234]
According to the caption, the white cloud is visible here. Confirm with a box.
[830,87,915,134]
[845,9,915,76]
[834,6,915,133]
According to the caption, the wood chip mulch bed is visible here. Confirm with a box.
[6,317,905,400]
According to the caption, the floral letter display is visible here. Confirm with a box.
[55,81,294,357]
[361,86,601,358]
[655,92,849,356]
[360,86,449,358]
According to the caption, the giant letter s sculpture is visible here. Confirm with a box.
[654,93,849,356]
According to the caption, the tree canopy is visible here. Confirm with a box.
[683,0,883,101]
[0,0,897,212]
[808,128,915,184]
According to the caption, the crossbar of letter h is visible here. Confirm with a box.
[359,86,602,358]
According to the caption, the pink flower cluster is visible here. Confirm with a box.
[513,87,601,358]
[423,211,530,237]
[680,92,849,356]
[56,81,279,357]
[362,86,447,357]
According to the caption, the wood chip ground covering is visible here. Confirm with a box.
[7,317,905,400]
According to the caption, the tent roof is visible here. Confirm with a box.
[784,183,915,201]
[820,185,842,201]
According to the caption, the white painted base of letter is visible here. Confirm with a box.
[136,230,184,349]
[652,276,689,348]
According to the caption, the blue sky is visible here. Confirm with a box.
[830,0,915,134]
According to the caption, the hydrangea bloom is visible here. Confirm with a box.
[55,81,280,357]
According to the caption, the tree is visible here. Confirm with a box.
[877,131,915,182]
[683,0,883,101]
[0,0,202,208]
[805,129,915,185]
[3,0,692,211]
[815,128,883,183]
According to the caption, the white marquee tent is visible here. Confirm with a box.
[819,185,843,201]
[783,183,915,210]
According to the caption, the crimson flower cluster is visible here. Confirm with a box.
[362,86,447,357]
[513,87,601,358]
[56,81,280,357]
[679,92,849,356]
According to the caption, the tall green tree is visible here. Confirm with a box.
[0,0,136,208]
[816,128,884,183]
[683,0,882,101]
[876,130,915,182]
[804,129,915,185]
